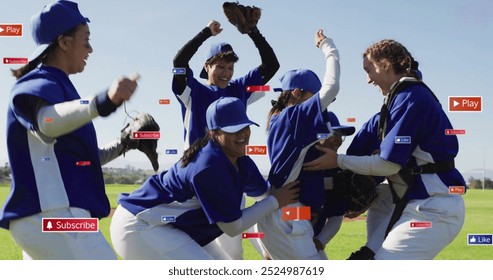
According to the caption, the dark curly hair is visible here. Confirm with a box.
[206,51,239,66]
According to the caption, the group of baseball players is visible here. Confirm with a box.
[0,0,466,260]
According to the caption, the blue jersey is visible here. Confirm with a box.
[267,93,331,211]
[118,140,267,246]
[0,66,109,229]
[314,112,383,236]
[172,68,264,147]
[347,112,385,184]
[347,113,381,157]
[380,82,465,199]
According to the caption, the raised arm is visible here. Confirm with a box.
[36,75,139,138]
[315,29,340,109]
[247,27,280,84]
[303,145,401,176]
[172,21,222,95]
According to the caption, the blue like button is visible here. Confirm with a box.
[468,234,492,245]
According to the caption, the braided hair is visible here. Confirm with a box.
[363,39,421,80]
[180,131,213,167]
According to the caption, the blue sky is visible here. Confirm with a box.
[1,0,492,176]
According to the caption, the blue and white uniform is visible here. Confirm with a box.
[173,68,264,147]
[111,141,267,259]
[337,78,466,259]
[268,94,333,210]
[109,96,275,260]
[379,81,465,199]
[110,139,273,259]
[172,27,279,259]
[1,65,120,259]
[312,112,357,249]
[257,37,340,260]
[172,27,279,148]
[345,113,393,258]
[346,113,381,157]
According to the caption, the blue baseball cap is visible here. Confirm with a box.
[327,111,355,136]
[273,69,322,94]
[206,97,259,133]
[199,42,236,79]
[29,0,90,61]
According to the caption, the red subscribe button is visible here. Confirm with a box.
[3,57,28,64]
[410,221,432,228]
[242,232,265,239]
[131,131,160,139]
[445,129,466,135]
[42,218,99,232]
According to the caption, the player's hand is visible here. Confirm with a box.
[313,237,325,251]
[315,29,327,48]
[271,180,300,208]
[319,133,342,152]
[344,208,368,219]
[208,20,223,36]
[108,73,140,106]
[303,145,338,171]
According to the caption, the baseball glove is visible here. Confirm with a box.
[120,112,160,171]
[223,2,261,34]
[332,170,378,214]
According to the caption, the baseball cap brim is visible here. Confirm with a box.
[200,67,208,79]
[332,125,355,136]
[221,121,259,133]
[28,43,50,62]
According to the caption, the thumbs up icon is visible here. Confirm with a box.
[469,236,476,243]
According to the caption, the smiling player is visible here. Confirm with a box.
[172,19,279,148]
[172,16,279,260]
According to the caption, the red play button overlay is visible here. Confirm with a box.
[449,186,465,195]
[0,24,23,37]
[245,145,267,155]
[448,96,482,112]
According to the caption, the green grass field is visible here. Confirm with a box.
[0,184,491,260]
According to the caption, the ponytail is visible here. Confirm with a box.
[406,59,421,80]
[266,90,292,131]
[180,132,212,167]
[11,37,58,79]
[11,24,83,80]
[11,53,45,79]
